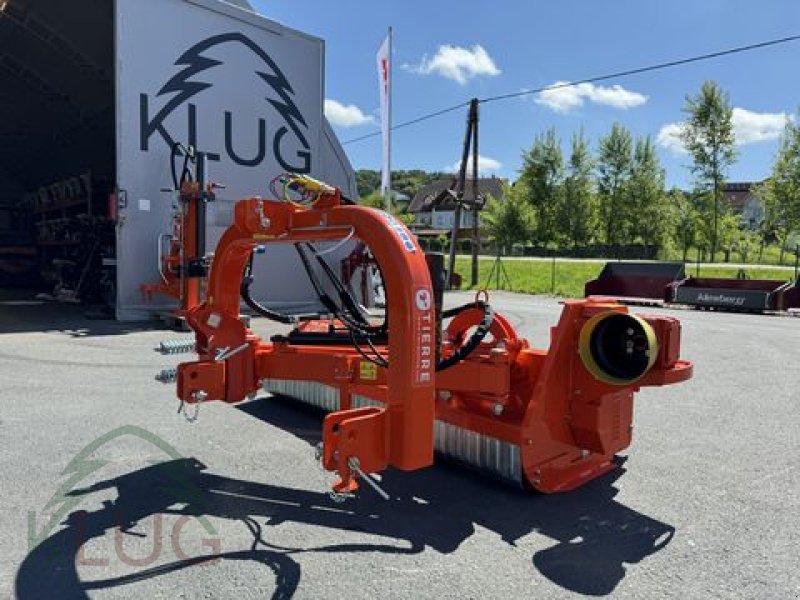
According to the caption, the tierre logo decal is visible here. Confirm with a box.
[415,288,432,311]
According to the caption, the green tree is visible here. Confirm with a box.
[482,183,533,254]
[597,123,633,247]
[670,189,699,262]
[734,229,759,264]
[359,191,383,208]
[717,211,743,262]
[519,128,563,247]
[757,115,800,264]
[627,136,668,247]
[680,81,738,262]
[753,180,776,261]
[559,130,595,248]
[359,191,414,226]
[392,169,449,201]
[355,169,450,201]
[356,170,381,197]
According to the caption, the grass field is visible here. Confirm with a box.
[454,256,798,298]
[664,244,799,267]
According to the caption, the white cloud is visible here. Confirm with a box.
[656,122,687,154]
[656,108,792,154]
[534,81,648,113]
[731,107,789,144]
[404,44,500,85]
[324,98,375,128]
[447,154,502,175]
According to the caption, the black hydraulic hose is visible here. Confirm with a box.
[170,142,194,190]
[242,243,383,339]
[294,243,382,338]
[241,240,491,370]
[293,244,341,316]
[436,301,495,372]
[302,243,387,336]
[240,253,297,324]
[241,285,297,324]
[442,301,488,319]
[306,243,370,327]
[349,328,389,368]
[244,237,393,367]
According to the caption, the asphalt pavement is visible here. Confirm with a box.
[0,290,798,599]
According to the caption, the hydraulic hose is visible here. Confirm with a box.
[436,301,495,372]
[240,253,297,324]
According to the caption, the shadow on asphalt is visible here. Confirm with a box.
[16,397,674,599]
[0,289,160,336]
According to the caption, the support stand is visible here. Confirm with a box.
[485,250,511,290]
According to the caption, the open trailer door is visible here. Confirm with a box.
[114,0,332,320]
[0,0,115,302]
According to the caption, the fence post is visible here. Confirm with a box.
[795,244,799,282]
[696,247,701,278]
[496,248,501,289]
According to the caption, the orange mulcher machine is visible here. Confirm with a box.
[165,174,692,499]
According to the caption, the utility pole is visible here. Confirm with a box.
[446,98,479,289]
[470,99,480,287]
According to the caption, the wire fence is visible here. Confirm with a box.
[446,253,799,299]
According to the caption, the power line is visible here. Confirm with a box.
[342,33,800,145]
[480,33,800,104]
[342,101,470,145]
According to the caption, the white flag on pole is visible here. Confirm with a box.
[376,31,391,204]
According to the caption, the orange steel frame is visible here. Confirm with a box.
[176,188,693,495]
[141,179,206,316]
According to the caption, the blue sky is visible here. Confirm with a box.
[253,0,800,188]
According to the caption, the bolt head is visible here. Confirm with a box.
[492,403,504,416]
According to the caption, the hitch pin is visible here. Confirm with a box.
[347,457,390,501]
[214,342,249,362]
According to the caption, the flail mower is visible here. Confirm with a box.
[160,173,692,499]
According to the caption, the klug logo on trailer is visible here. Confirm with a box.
[139,32,312,173]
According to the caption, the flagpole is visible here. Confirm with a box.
[386,25,393,213]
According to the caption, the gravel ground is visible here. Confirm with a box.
[1,290,798,599]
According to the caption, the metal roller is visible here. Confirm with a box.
[264,380,522,486]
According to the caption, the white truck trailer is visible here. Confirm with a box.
[0,0,357,319]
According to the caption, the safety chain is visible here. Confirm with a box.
[314,442,351,503]
[178,390,206,423]
[313,443,390,502]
